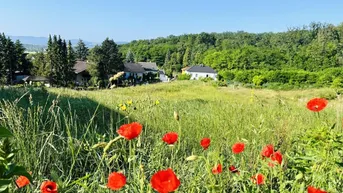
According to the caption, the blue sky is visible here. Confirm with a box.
[0,0,342,42]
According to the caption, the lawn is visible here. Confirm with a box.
[0,81,342,192]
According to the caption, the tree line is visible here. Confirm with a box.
[118,22,343,77]
[0,33,28,84]
[0,32,123,87]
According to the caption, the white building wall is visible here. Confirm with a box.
[185,71,217,80]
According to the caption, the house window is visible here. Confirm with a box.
[195,74,198,77]
[206,74,208,77]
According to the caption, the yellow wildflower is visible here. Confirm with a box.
[120,104,127,111]
[155,100,160,105]
[126,99,133,105]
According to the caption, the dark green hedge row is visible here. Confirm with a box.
[218,68,343,88]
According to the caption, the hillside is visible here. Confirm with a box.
[119,22,343,74]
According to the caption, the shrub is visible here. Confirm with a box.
[331,77,343,89]
[218,70,235,81]
[177,73,191,80]
[252,75,267,86]
[234,70,261,83]
[199,77,214,82]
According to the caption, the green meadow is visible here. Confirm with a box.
[1,81,342,192]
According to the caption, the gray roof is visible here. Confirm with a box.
[124,63,146,73]
[22,76,49,82]
[138,62,158,71]
[186,65,217,73]
[74,61,87,74]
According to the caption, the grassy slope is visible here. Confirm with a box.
[1,81,342,192]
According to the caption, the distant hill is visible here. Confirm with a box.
[8,35,127,52]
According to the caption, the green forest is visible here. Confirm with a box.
[119,22,343,88]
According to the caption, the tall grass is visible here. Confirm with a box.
[0,82,343,192]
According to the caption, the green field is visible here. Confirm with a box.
[0,81,342,192]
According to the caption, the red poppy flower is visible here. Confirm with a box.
[212,164,223,174]
[150,168,180,193]
[232,142,245,154]
[307,186,327,193]
[40,181,58,193]
[271,151,283,165]
[200,138,211,150]
[229,165,239,174]
[251,174,264,185]
[107,172,126,190]
[162,132,178,145]
[117,122,143,140]
[16,175,30,188]
[306,98,328,112]
[261,144,274,158]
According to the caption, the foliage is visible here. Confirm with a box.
[0,33,30,84]
[125,49,135,63]
[252,75,267,86]
[75,39,89,61]
[44,35,76,86]
[87,38,123,87]
[118,22,343,80]
[0,126,32,192]
[177,73,191,80]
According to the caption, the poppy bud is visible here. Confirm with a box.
[174,111,179,121]
[186,155,198,161]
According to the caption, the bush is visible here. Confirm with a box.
[331,77,343,88]
[177,73,191,80]
[234,70,261,83]
[199,77,214,82]
[218,70,235,81]
[252,75,267,86]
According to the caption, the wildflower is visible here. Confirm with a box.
[162,132,178,145]
[229,165,239,174]
[270,151,283,165]
[232,142,245,154]
[155,100,160,105]
[212,164,223,174]
[107,172,126,190]
[117,122,143,140]
[200,138,211,150]
[16,174,30,188]
[40,181,58,193]
[307,186,327,193]
[150,168,180,193]
[126,99,133,105]
[251,174,264,185]
[261,144,274,158]
[306,98,328,112]
[120,104,127,111]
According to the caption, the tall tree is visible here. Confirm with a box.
[32,52,49,76]
[125,49,135,63]
[0,33,6,83]
[75,39,89,61]
[183,47,192,67]
[66,40,76,83]
[87,38,123,87]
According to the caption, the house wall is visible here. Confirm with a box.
[76,74,89,85]
[159,73,169,82]
[185,71,217,80]
[124,72,143,79]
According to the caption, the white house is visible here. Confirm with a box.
[185,65,217,80]
[159,70,169,82]
[124,63,145,79]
